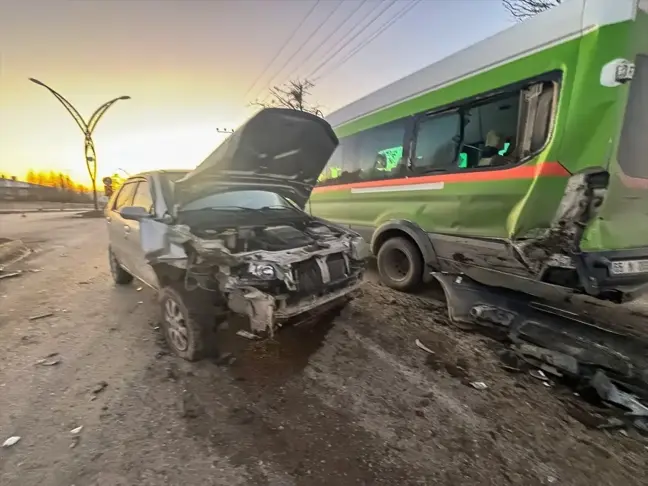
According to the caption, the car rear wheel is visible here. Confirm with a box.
[159,286,219,361]
[377,237,423,292]
[109,248,134,285]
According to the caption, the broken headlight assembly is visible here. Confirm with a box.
[349,237,371,261]
[247,262,278,279]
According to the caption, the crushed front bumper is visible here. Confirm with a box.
[226,274,363,335]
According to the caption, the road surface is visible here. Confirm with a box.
[1,212,647,486]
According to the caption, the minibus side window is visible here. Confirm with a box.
[411,81,555,175]
[411,112,461,174]
[316,117,409,186]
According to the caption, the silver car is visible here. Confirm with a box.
[105,108,368,361]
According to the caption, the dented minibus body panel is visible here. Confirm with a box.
[309,0,648,302]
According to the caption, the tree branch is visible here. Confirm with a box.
[250,79,323,117]
[502,0,562,21]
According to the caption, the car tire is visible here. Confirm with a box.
[109,248,134,285]
[377,237,423,292]
[158,286,220,361]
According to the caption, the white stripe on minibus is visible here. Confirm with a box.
[350,182,445,194]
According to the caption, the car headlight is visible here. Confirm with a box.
[247,262,277,279]
[350,237,370,261]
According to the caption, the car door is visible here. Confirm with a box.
[107,180,138,271]
[127,178,159,288]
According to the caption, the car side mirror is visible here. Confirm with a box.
[119,206,151,221]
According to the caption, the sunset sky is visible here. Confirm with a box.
[0,0,512,185]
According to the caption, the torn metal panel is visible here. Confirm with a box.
[513,170,609,275]
[435,272,648,425]
[140,219,189,268]
[591,370,648,417]
[513,343,580,376]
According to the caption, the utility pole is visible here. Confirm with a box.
[29,78,130,210]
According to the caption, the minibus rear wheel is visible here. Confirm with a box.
[377,237,423,292]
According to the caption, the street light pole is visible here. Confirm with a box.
[28,78,130,210]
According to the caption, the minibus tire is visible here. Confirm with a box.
[377,237,423,292]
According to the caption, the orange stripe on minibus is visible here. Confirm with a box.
[312,161,569,194]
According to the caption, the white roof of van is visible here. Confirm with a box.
[326,0,637,129]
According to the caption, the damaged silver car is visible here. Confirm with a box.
[104,108,369,360]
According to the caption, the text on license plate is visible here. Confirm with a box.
[609,259,648,275]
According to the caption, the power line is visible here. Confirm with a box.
[316,0,422,81]
[256,0,345,104]
[304,0,378,80]
[241,0,321,102]
[278,0,368,87]
[306,0,397,80]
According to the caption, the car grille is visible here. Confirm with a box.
[294,258,324,294]
[327,253,347,282]
[293,253,348,294]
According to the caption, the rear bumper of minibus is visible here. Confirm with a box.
[575,248,648,302]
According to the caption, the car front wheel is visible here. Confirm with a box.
[159,286,219,361]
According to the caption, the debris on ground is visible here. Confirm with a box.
[434,272,648,433]
[216,352,237,366]
[2,436,21,448]
[530,369,549,381]
[470,381,488,390]
[236,330,260,340]
[415,338,435,355]
[69,436,80,448]
[28,312,54,321]
[90,381,108,398]
[36,352,61,366]
[0,271,22,280]
[70,426,83,434]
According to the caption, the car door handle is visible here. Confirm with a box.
[124,225,130,234]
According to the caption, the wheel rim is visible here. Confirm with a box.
[383,248,410,283]
[164,297,189,352]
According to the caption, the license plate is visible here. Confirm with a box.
[609,259,648,275]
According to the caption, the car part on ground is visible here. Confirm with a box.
[433,272,648,433]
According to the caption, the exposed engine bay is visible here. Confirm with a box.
[143,216,369,335]
[192,220,344,253]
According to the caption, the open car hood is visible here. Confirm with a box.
[175,108,339,209]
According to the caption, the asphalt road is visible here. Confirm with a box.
[1,213,647,486]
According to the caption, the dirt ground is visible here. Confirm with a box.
[1,213,647,486]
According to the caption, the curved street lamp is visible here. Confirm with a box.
[28,77,130,210]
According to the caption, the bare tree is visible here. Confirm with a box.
[252,79,323,117]
[502,0,563,21]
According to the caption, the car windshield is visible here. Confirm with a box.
[180,190,297,212]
